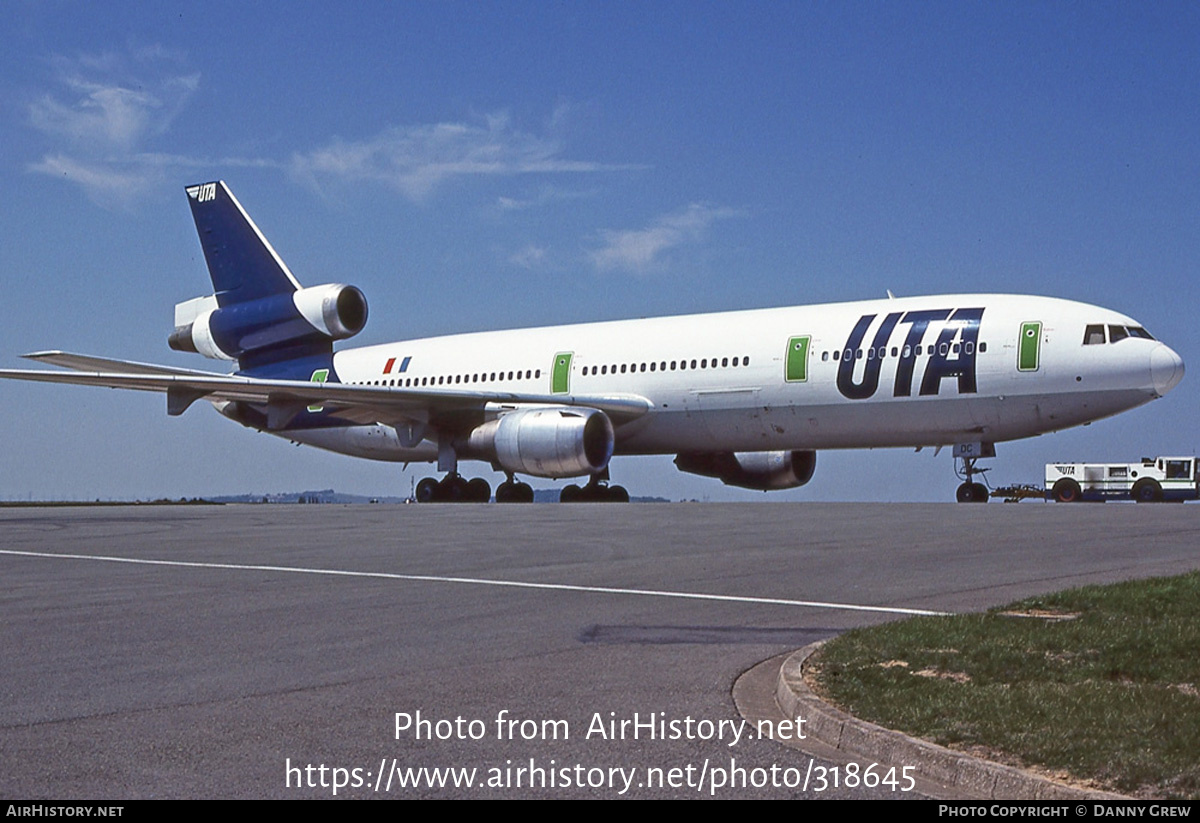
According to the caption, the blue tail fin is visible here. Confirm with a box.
[185,181,299,306]
[173,182,367,378]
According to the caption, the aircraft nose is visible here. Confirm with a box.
[1150,344,1185,397]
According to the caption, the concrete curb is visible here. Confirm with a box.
[776,641,1126,800]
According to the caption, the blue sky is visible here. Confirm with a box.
[2,2,1197,501]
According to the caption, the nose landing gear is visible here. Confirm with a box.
[953,442,995,503]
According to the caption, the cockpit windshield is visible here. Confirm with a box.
[1083,324,1155,345]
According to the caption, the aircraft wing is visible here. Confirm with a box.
[0,353,654,431]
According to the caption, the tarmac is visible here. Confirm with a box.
[2,502,1197,798]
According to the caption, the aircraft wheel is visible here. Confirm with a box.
[495,481,514,503]
[970,482,988,503]
[514,482,534,503]
[560,484,582,503]
[466,477,491,503]
[607,485,630,503]
[438,475,468,503]
[1132,478,1163,503]
[1051,478,1081,503]
[415,477,440,503]
[956,483,975,503]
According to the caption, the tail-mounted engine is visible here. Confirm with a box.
[168,283,368,364]
[674,450,817,491]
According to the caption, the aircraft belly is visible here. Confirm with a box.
[616,387,1158,454]
[280,425,438,462]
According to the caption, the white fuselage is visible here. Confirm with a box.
[281,293,1184,464]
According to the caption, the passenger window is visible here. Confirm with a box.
[1108,325,1128,343]
[979,342,987,353]
[1084,324,1106,345]
[742,356,750,366]
[722,357,729,367]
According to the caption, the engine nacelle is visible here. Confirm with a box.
[674,450,817,491]
[466,408,614,479]
[169,283,368,361]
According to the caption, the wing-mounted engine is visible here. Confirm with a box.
[674,450,817,491]
[168,283,368,363]
[464,407,614,479]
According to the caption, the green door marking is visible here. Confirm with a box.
[308,368,330,413]
[785,336,811,382]
[552,352,573,394]
[1018,322,1041,372]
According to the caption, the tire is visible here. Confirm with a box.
[495,481,514,503]
[607,485,630,503]
[560,484,581,503]
[514,482,534,503]
[1051,478,1081,503]
[970,482,988,503]
[440,475,468,503]
[956,483,975,503]
[415,477,440,503]
[466,477,491,503]
[1132,478,1163,503]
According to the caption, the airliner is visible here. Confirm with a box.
[0,181,1185,503]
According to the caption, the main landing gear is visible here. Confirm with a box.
[495,475,535,503]
[953,442,995,503]
[413,461,629,504]
[559,471,629,503]
[415,473,492,503]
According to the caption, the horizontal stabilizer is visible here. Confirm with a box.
[23,351,226,377]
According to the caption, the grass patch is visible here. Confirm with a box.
[810,571,1200,798]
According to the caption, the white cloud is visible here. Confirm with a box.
[509,244,548,269]
[291,115,633,201]
[590,204,741,273]
[25,52,634,212]
[27,154,158,205]
[26,49,201,204]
